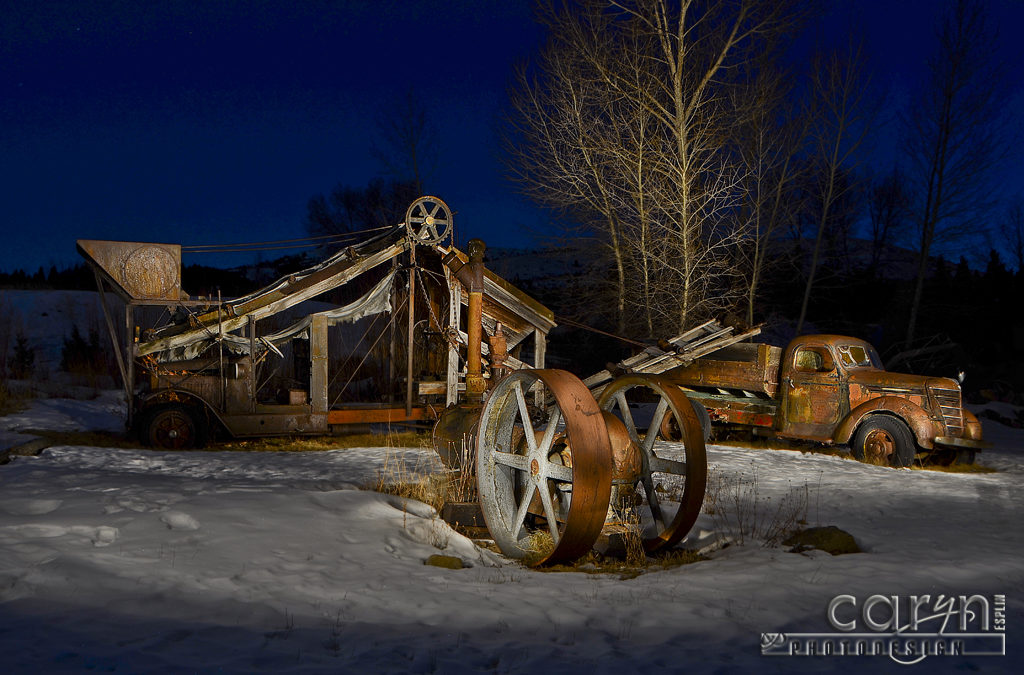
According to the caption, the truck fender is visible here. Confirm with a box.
[138,388,224,430]
[834,396,937,450]
[963,409,984,441]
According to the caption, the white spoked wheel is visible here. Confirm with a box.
[476,369,613,566]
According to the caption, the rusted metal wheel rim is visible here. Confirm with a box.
[863,428,895,463]
[404,196,452,244]
[598,375,708,553]
[476,369,613,566]
[149,408,196,450]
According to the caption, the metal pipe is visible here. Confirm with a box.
[440,239,486,403]
[464,239,486,402]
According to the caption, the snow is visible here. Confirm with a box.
[1,393,1022,673]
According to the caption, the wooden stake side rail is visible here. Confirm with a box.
[583,320,763,394]
[326,406,433,425]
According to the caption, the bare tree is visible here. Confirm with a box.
[733,61,807,326]
[506,0,798,335]
[372,89,438,194]
[1001,199,1024,274]
[504,6,632,331]
[305,178,420,237]
[795,43,872,335]
[903,0,1005,347]
[866,166,912,276]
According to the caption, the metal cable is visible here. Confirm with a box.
[181,226,393,252]
[554,315,650,349]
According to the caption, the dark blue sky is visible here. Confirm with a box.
[2,1,1022,274]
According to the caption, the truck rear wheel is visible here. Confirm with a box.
[143,404,207,450]
[659,399,712,443]
[852,415,915,468]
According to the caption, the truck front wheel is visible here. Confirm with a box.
[852,416,916,468]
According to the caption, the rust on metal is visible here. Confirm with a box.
[77,239,182,301]
[652,331,986,462]
[80,197,558,450]
[603,411,642,484]
[326,407,432,425]
[488,322,509,384]
[475,369,614,566]
[432,403,482,470]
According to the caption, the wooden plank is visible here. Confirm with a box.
[668,319,719,345]
[137,242,407,356]
[677,326,733,354]
[310,314,328,414]
[417,381,447,396]
[445,265,460,407]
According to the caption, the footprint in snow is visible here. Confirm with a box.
[159,511,200,531]
[0,499,63,516]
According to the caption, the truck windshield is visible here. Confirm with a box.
[837,344,880,369]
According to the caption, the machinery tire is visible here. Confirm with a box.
[852,415,915,468]
[690,399,712,443]
[658,398,712,444]
[144,404,208,450]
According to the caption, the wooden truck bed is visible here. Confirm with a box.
[665,342,782,398]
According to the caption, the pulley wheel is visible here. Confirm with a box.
[405,196,452,244]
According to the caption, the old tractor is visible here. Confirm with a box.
[79,197,732,566]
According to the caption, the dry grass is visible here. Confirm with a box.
[704,465,811,547]
[15,429,139,449]
[519,531,557,567]
[912,462,998,474]
[0,383,29,417]
[214,431,431,453]
[368,435,479,515]
[13,428,432,453]
[532,547,706,577]
[368,442,449,511]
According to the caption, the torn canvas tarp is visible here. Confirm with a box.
[159,271,397,362]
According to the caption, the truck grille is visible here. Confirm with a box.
[930,386,963,436]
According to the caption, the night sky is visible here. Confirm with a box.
[2,1,1023,274]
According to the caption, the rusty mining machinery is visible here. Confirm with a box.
[78,197,760,566]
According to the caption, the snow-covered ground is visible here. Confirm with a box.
[0,394,1021,673]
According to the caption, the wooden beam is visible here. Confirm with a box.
[327,407,433,425]
[137,242,408,356]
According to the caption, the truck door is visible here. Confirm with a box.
[779,344,845,441]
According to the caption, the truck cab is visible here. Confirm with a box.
[776,335,985,465]
[665,333,986,466]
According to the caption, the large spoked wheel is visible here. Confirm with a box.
[144,403,207,450]
[405,196,452,244]
[598,375,707,553]
[476,369,613,566]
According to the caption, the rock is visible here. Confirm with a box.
[783,526,861,555]
[424,554,464,569]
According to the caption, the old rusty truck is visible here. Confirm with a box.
[648,334,986,467]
